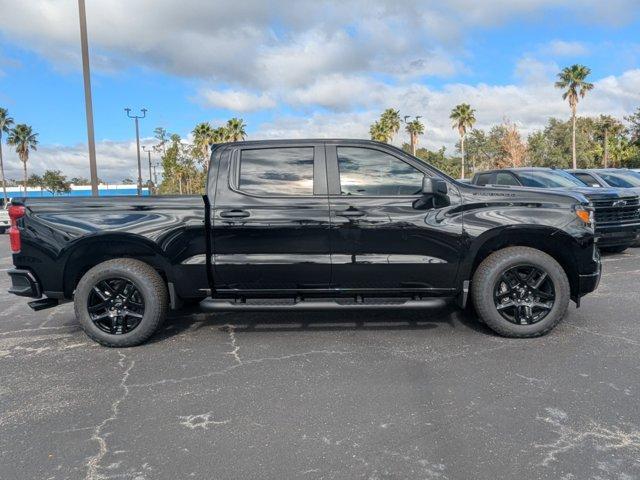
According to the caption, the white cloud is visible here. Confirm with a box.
[1,140,157,183]
[543,40,589,57]
[198,89,276,112]
[1,0,635,90]
[254,68,640,151]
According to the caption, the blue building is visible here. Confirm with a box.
[4,184,150,198]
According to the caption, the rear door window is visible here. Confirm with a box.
[239,147,314,196]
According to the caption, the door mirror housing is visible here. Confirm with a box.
[422,176,448,196]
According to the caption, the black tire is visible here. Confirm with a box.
[0,227,6,234]
[74,258,168,347]
[600,245,628,254]
[471,246,570,338]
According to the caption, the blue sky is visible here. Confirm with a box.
[0,0,639,181]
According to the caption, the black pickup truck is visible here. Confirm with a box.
[8,140,601,346]
[471,167,640,253]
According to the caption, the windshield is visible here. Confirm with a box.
[600,171,640,188]
[518,170,587,188]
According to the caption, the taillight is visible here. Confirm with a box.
[8,205,25,254]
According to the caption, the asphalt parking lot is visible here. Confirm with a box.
[1,241,639,480]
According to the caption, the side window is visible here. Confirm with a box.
[239,147,314,196]
[475,173,493,186]
[574,173,600,187]
[337,147,423,196]
[495,172,520,186]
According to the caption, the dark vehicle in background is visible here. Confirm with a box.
[8,140,601,346]
[567,168,640,192]
[471,167,640,253]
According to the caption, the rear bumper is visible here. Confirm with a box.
[8,269,42,298]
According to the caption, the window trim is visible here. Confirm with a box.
[326,144,430,198]
[229,144,327,198]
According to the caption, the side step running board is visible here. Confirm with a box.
[199,298,449,312]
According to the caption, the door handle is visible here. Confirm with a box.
[220,209,250,218]
[336,209,365,218]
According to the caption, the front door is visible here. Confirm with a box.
[211,143,331,292]
[325,142,464,293]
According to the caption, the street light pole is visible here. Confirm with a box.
[142,145,153,195]
[125,108,147,196]
[78,0,99,196]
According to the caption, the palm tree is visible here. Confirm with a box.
[555,64,594,169]
[450,103,476,179]
[213,127,228,143]
[369,121,389,143]
[226,118,247,142]
[192,122,214,161]
[7,124,38,195]
[405,118,425,156]
[598,115,624,168]
[380,108,401,142]
[0,108,14,204]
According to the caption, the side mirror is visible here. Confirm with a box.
[422,176,448,196]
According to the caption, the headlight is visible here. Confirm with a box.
[575,205,594,226]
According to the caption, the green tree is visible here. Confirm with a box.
[192,122,215,162]
[405,118,425,156]
[122,178,134,184]
[154,127,169,155]
[369,121,389,143]
[41,170,71,195]
[380,109,401,141]
[624,107,640,146]
[70,176,90,185]
[26,174,42,188]
[555,64,594,169]
[450,103,476,178]
[226,118,247,142]
[597,115,625,168]
[0,108,14,204]
[7,124,38,195]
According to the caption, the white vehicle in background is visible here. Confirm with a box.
[0,199,10,234]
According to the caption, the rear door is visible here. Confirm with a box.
[325,142,464,292]
[211,143,331,291]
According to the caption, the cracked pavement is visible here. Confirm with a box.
[1,241,639,479]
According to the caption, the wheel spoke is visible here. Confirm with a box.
[493,264,555,326]
[496,301,515,310]
[531,271,548,289]
[92,286,109,301]
[91,312,110,322]
[88,277,145,336]
[88,301,109,313]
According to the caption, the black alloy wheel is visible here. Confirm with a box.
[87,278,145,335]
[493,264,555,325]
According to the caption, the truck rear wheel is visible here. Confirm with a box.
[74,259,168,347]
[471,247,569,338]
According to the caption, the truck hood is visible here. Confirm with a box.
[546,186,638,201]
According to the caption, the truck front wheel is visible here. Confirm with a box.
[74,259,168,347]
[471,247,570,338]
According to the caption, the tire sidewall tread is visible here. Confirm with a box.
[471,246,570,338]
[74,258,168,347]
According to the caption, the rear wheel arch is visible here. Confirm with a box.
[62,234,173,298]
